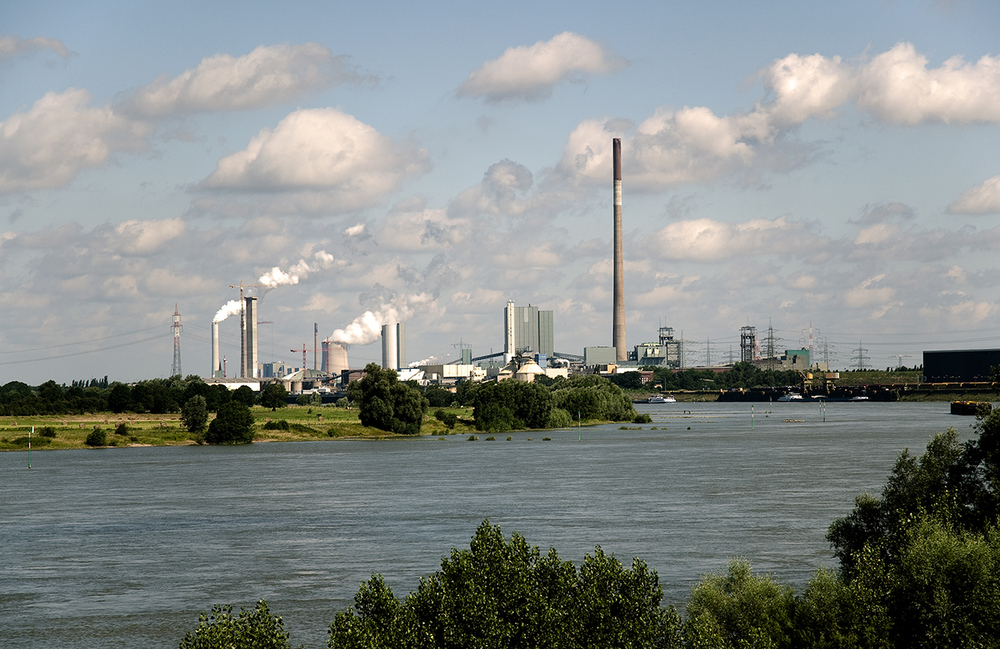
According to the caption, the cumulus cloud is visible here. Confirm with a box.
[458,32,625,102]
[112,218,186,255]
[0,89,150,193]
[198,108,429,209]
[949,175,1000,214]
[642,216,815,261]
[376,203,468,251]
[122,43,365,117]
[557,42,1000,191]
[0,35,69,61]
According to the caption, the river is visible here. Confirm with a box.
[0,401,980,648]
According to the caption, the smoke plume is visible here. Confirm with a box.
[329,292,433,346]
[213,300,242,323]
[258,250,336,288]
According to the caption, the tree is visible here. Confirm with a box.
[329,520,681,649]
[107,382,131,414]
[179,600,297,649]
[347,363,428,435]
[182,395,209,438]
[233,385,257,407]
[205,401,255,444]
[260,383,289,411]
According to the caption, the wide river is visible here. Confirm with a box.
[0,401,981,648]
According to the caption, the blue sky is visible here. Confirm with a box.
[3,0,1000,384]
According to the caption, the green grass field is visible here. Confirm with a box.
[0,404,478,452]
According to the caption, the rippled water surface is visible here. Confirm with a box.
[0,402,980,648]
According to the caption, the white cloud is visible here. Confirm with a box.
[0,35,69,61]
[0,89,150,193]
[112,218,186,255]
[643,216,812,261]
[123,43,363,117]
[376,205,468,251]
[757,52,854,126]
[199,108,429,209]
[458,32,625,102]
[949,175,1000,214]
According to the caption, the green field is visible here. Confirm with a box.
[0,405,478,452]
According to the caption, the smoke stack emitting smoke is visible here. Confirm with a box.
[258,250,336,289]
[213,300,242,323]
[329,293,432,346]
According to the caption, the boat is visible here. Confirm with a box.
[776,393,804,402]
[647,394,676,404]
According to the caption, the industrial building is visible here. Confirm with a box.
[504,301,554,358]
[924,349,1000,382]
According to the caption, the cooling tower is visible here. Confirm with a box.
[328,342,349,376]
[612,137,626,362]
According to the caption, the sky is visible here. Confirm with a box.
[3,0,1000,384]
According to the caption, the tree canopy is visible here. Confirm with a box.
[205,401,255,444]
[347,363,428,435]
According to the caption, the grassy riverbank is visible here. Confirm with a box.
[0,405,481,451]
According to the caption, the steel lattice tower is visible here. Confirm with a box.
[171,304,182,377]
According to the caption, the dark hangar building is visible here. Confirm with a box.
[923,349,1000,382]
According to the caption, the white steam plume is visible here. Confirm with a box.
[258,250,337,288]
[329,293,433,346]
[213,300,242,323]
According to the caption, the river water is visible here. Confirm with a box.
[0,402,981,648]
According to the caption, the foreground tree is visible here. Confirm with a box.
[205,401,255,444]
[347,363,428,435]
[328,520,681,648]
[181,395,209,438]
[260,382,289,411]
[179,600,297,649]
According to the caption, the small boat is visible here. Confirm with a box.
[647,394,676,404]
[777,393,804,402]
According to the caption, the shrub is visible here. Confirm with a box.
[39,426,56,438]
[634,413,653,424]
[263,419,290,431]
[434,409,458,429]
[205,402,255,444]
[179,600,294,649]
[85,428,107,447]
[115,422,129,436]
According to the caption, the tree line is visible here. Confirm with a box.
[180,410,1000,648]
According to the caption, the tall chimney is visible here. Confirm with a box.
[613,138,626,362]
[212,321,220,378]
[245,296,258,378]
[314,323,319,371]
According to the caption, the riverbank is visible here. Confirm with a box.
[0,405,482,451]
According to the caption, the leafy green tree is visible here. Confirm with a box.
[179,600,298,649]
[182,395,209,438]
[329,520,681,649]
[107,382,132,414]
[684,560,796,649]
[233,385,257,407]
[260,383,289,411]
[424,385,454,408]
[347,363,428,435]
[85,427,107,447]
[205,401,255,444]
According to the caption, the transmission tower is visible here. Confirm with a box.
[706,337,712,367]
[740,325,758,363]
[171,304,182,377]
[852,341,871,371]
[764,320,777,370]
[892,354,911,370]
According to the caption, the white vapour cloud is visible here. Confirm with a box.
[0,35,69,61]
[112,218,186,255]
[329,293,434,345]
[122,43,363,117]
[949,175,1000,214]
[0,89,150,193]
[458,32,625,102]
[643,216,815,261]
[199,108,429,209]
[213,299,242,323]
[258,250,337,287]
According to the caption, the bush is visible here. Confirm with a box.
[115,422,129,436]
[85,427,107,447]
[205,402,255,444]
[634,413,653,424]
[434,409,458,429]
[546,407,573,428]
[179,600,295,649]
[39,426,56,438]
[263,419,290,431]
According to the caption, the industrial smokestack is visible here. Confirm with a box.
[381,323,405,370]
[245,296,258,378]
[314,323,319,371]
[612,137,626,362]
[212,321,220,378]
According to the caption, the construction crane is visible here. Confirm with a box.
[290,344,320,370]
